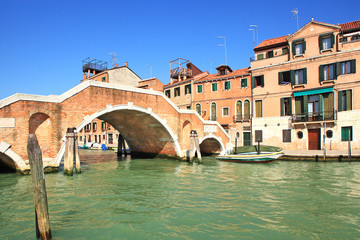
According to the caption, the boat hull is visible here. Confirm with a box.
[216,151,283,163]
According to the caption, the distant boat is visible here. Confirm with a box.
[217,151,283,163]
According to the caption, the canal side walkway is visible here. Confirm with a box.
[281,149,360,162]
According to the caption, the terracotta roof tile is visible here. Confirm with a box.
[254,35,288,51]
[194,67,250,83]
[340,20,360,33]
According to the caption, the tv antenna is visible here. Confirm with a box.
[249,25,258,45]
[109,52,118,68]
[217,36,228,65]
[291,8,300,30]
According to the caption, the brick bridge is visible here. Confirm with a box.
[0,81,230,173]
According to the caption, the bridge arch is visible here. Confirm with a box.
[199,134,225,156]
[55,103,182,165]
[0,141,28,172]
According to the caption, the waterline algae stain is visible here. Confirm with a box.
[0,153,359,239]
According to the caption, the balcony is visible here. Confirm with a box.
[292,110,337,123]
[233,114,250,123]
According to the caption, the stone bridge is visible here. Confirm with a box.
[0,81,230,173]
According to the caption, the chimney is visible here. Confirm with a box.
[115,63,119,67]
[170,78,173,84]
[83,72,87,80]
[125,62,128,67]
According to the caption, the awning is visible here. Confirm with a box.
[293,87,333,97]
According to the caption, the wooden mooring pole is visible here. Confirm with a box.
[27,134,52,240]
[348,128,352,162]
[64,128,81,175]
[189,130,202,163]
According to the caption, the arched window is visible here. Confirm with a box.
[236,100,242,118]
[244,100,250,120]
[211,102,217,121]
[196,103,201,115]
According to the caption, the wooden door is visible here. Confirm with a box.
[308,129,320,150]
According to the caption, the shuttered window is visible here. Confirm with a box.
[341,126,353,141]
[212,83,218,92]
[280,97,292,116]
[338,90,352,111]
[224,81,231,90]
[185,84,191,94]
[196,103,201,115]
[197,85,203,93]
[292,38,306,56]
[255,100,262,117]
[282,129,291,143]
[174,87,180,97]
[252,75,264,88]
[241,78,248,88]
[244,100,250,119]
[165,90,171,98]
[319,33,335,51]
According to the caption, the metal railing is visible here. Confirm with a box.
[292,110,337,123]
[233,114,251,123]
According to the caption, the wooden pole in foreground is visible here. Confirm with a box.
[27,134,52,240]
[348,129,351,162]
[194,131,202,163]
[117,135,123,157]
[73,128,81,173]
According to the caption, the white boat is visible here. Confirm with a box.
[216,151,283,163]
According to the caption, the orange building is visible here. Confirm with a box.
[250,19,360,150]
[192,65,251,146]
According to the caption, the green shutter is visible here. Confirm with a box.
[302,41,306,53]
[295,97,302,114]
[251,77,255,89]
[244,78,247,87]
[290,70,295,86]
[292,42,296,56]
[280,98,284,116]
[303,68,307,84]
[319,65,324,82]
[336,62,341,77]
[338,91,343,112]
[278,72,283,85]
[261,75,264,87]
[346,89,352,110]
[351,59,356,73]
[303,95,308,114]
[288,97,292,115]
[319,36,323,50]
[333,63,338,79]
[331,34,335,48]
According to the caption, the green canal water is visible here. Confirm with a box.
[1,152,360,239]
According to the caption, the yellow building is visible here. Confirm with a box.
[250,19,360,150]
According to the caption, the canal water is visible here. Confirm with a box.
[0,152,359,239]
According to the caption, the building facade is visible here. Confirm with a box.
[250,19,360,150]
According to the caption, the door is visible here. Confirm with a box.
[211,102,217,121]
[308,129,320,150]
[243,132,251,146]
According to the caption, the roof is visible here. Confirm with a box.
[254,35,288,51]
[340,20,360,33]
[194,67,250,83]
[287,20,340,41]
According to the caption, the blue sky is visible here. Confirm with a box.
[0,0,359,99]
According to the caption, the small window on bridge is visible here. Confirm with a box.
[175,87,180,97]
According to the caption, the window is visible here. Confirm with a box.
[351,35,360,41]
[196,103,201,115]
[101,121,106,130]
[197,85,203,93]
[266,50,274,58]
[257,53,264,60]
[165,90,171,98]
[185,84,191,95]
[297,131,303,139]
[108,134,113,144]
[282,47,288,55]
[255,100,262,117]
[210,102,217,121]
[95,135,97,142]
[222,107,229,116]
[282,129,291,143]
[338,90,352,111]
[241,78,248,88]
[80,136,82,141]
[292,38,306,56]
[212,82,218,92]
[102,76,106,82]
[88,135,91,142]
[280,97,292,116]
[235,100,242,119]
[319,34,334,51]
[255,130,263,142]
[174,87,180,97]
[339,59,356,75]
[224,81,231,90]
[295,69,306,85]
[326,130,333,138]
[341,126,353,141]
[219,69,226,75]
[340,37,347,43]
[85,123,91,131]
[278,71,291,84]
[323,64,335,81]
[93,122,97,131]
[244,100,250,120]
[252,75,264,88]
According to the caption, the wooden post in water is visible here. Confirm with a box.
[64,128,74,176]
[323,122,326,162]
[348,128,351,162]
[27,134,52,240]
[234,138,238,154]
[189,130,202,163]
[122,136,127,156]
[117,135,123,157]
[73,128,81,173]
